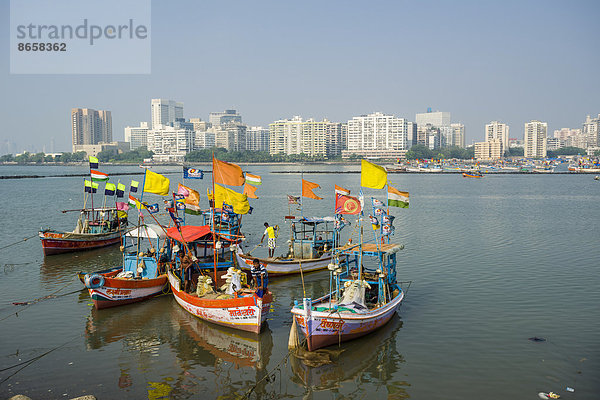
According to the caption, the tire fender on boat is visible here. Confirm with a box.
[85,273,105,289]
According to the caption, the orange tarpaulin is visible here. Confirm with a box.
[302,179,323,200]
[167,225,211,242]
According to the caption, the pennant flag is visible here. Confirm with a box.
[90,170,109,182]
[178,183,200,213]
[243,183,259,199]
[213,156,245,186]
[147,203,160,213]
[130,180,139,193]
[89,156,98,170]
[183,167,204,179]
[245,173,262,186]
[104,183,116,196]
[287,194,300,205]
[143,170,170,196]
[335,193,361,215]
[361,159,387,189]
[116,183,126,198]
[302,179,323,200]
[388,185,409,208]
[335,185,350,196]
[116,202,130,211]
[214,184,250,214]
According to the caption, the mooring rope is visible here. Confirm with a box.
[0,234,38,251]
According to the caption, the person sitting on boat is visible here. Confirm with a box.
[260,222,277,258]
[251,258,268,298]
[181,252,194,293]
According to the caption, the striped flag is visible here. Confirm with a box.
[334,185,350,196]
[128,194,137,206]
[245,173,262,186]
[116,183,126,198]
[104,183,116,196]
[130,180,139,193]
[90,170,109,182]
[89,156,98,169]
[388,185,409,208]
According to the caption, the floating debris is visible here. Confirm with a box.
[528,337,547,342]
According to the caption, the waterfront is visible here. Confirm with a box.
[1,165,599,399]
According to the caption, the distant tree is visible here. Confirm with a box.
[406,144,433,160]
[594,149,600,157]
[505,147,524,157]
[0,154,14,162]
[547,147,586,157]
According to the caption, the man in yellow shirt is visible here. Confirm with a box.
[260,222,276,258]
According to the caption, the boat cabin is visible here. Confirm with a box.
[287,217,336,259]
[123,224,170,279]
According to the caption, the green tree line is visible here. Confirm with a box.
[405,145,475,160]
[185,148,328,163]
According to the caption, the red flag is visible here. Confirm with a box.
[335,193,361,215]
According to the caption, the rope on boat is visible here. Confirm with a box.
[0,234,38,251]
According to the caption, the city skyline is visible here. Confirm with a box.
[1,0,599,154]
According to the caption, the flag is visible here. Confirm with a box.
[90,170,109,182]
[130,180,139,193]
[358,188,365,213]
[335,185,350,196]
[104,183,116,196]
[84,180,94,193]
[222,204,234,213]
[245,173,262,186]
[178,183,200,213]
[287,195,300,205]
[214,184,250,214]
[243,183,259,199]
[116,183,126,198]
[128,194,137,207]
[147,203,160,213]
[335,194,361,215]
[213,156,245,186]
[302,179,323,200]
[175,201,185,211]
[116,202,129,211]
[143,170,170,196]
[373,198,385,208]
[89,156,98,169]
[361,159,387,189]
[388,185,409,208]
[183,167,204,179]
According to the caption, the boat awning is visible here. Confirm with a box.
[125,224,166,239]
[295,216,335,224]
[167,225,212,242]
[336,242,404,255]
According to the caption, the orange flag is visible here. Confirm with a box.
[212,155,245,186]
[302,179,323,200]
[243,183,259,199]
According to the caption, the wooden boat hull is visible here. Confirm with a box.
[235,247,333,276]
[291,291,404,351]
[462,173,483,178]
[85,270,168,309]
[39,230,123,256]
[168,270,271,334]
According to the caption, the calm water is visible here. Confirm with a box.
[0,165,599,399]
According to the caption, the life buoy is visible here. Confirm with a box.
[85,273,105,289]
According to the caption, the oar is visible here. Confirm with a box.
[246,243,262,256]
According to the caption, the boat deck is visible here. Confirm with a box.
[335,243,403,256]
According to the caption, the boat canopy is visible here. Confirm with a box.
[337,242,404,256]
[295,216,335,224]
[125,224,166,239]
[167,225,212,242]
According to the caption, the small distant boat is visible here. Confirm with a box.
[462,172,483,178]
[80,224,170,309]
[595,175,599,180]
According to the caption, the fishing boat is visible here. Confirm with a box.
[235,217,341,276]
[40,207,127,255]
[462,172,483,178]
[81,223,170,309]
[168,154,273,334]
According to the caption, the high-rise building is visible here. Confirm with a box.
[190,117,211,132]
[582,114,600,148]
[524,120,547,158]
[209,109,242,126]
[71,108,112,151]
[416,124,440,149]
[194,131,216,150]
[151,99,184,128]
[124,122,150,150]
[415,110,451,128]
[450,123,465,148]
[269,117,343,157]
[211,123,247,152]
[344,112,412,158]
[246,126,270,151]
[484,121,509,156]
[147,125,194,162]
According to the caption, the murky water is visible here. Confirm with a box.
[1,165,599,399]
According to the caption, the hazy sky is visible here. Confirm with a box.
[1,0,599,154]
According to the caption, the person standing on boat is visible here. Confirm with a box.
[260,222,277,258]
[251,258,268,298]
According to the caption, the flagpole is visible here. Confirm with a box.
[136,170,148,273]
[300,173,303,217]
[211,153,218,284]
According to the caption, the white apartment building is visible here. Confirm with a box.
[475,139,502,160]
[485,121,509,156]
[212,123,246,152]
[147,125,194,162]
[554,128,581,141]
[546,137,561,151]
[246,126,270,152]
[124,122,150,150]
[524,120,547,158]
[415,110,451,127]
[194,131,216,150]
[345,112,412,158]
[583,114,600,148]
[209,109,242,126]
[269,117,342,157]
[151,99,184,129]
[451,123,465,148]
[190,118,211,132]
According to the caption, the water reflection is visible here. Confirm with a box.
[290,314,409,398]
[40,245,122,285]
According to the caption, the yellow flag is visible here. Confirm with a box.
[361,159,387,189]
[143,170,170,196]
[214,184,250,214]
